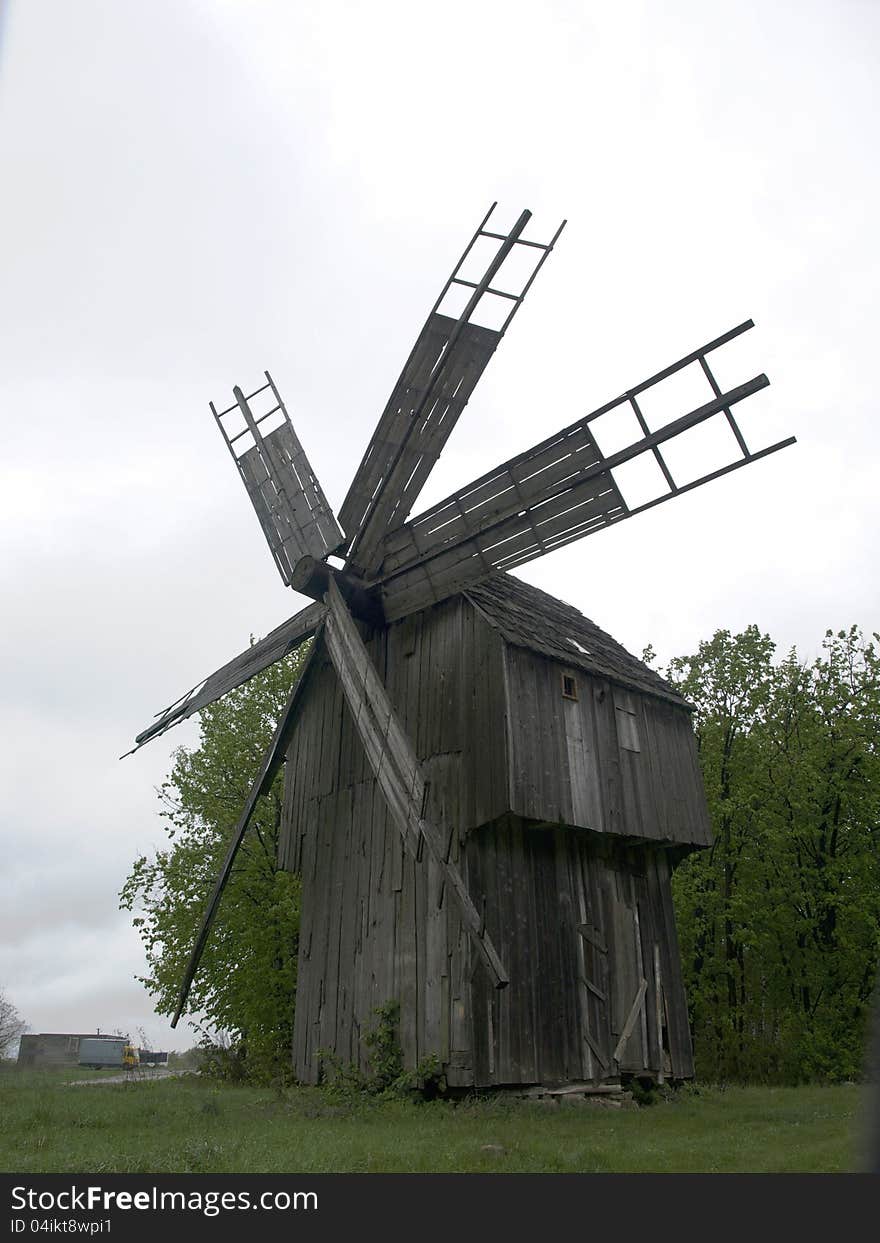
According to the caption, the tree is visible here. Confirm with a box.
[120,643,309,1081]
[668,626,880,1083]
[0,987,26,1059]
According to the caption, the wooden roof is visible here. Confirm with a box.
[463,573,689,709]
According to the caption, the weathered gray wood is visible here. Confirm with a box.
[215,382,344,586]
[654,942,664,1085]
[132,601,325,749]
[377,375,770,620]
[613,978,648,1063]
[342,209,547,570]
[279,584,707,1088]
[343,316,502,573]
[380,420,621,576]
[633,903,649,1069]
[322,578,509,988]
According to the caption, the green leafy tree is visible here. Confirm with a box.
[669,626,880,1083]
[120,645,308,1080]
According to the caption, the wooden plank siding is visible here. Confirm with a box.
[503,646,711,848]
[281,590,704,1085]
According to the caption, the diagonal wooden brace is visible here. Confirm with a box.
[323,578,509,988]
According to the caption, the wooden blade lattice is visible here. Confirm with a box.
[340,204,565,574]
[129,601,325,752]
[213,373,344,586]
[374,321,795,621]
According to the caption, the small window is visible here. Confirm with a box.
[562,673,578,700]
[615,705,641,752]
[614,689,641,752]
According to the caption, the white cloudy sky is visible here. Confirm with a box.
[0,0,877,1052]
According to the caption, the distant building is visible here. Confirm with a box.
[17,1033,131,1068]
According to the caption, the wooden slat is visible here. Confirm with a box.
[377,373,771,622]
[379,466,624,620]
[237,426,343,583]
[654,941,665,1085]
[217,383,343,587]
[322,578,509,988]
[382,419,615,573]
[132,601,326,750]
[341,314,501,570]
[612,977,647,1063]
[341,209,552,568]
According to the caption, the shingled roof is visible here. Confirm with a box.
[463,572,689,709]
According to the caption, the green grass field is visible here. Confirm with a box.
[0,1068,865,1174]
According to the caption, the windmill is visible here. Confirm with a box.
[131,204,794,1088]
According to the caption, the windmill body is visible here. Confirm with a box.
[281,575,708,1085]
[131,204,794,1088]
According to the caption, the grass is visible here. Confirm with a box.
[0,1067,865,1174]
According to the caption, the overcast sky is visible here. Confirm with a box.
[1,0,877,1053]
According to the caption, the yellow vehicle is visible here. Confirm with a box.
[78,1036,139,1070]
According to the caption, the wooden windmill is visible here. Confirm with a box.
[132,204,794,1088]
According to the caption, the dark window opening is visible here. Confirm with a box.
[562,674,578,700]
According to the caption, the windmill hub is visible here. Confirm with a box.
[289,555,383,626]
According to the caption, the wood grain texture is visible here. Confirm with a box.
[322,578,508,988]
[376,373,771,620]
[281,588,704,1086]
[340,314,501,570]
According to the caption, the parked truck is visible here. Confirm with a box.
[78,1036,139,1070]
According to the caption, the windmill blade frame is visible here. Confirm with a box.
[374,321,795,621]
[212,371,344,587]
[130,600,325,752]
[339,204,565,574]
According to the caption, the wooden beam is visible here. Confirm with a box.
[577,922,607,954]
[129,600,326,752]
[654,943,665,1085]
[289,556,384,626]
[211,379,344,586]
[582,1023,609,1071]
[170,629,324,1027]
[322,578,509,988]
[343,210,536,567]
[613,977,647,1064]
[340,207,563,573]
[580,973,607,1003]
[377,374,776,621]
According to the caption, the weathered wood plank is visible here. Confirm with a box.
[378,374,770,619]
[339,313,499,559]
[134,602,325,749]
[613,978,648,1063]
[323,579,508,987]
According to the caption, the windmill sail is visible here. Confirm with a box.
[212,373,344,586]
[340,205,565,574]
[375,322,795,621]
[130,600,325,751]
[170,632,323,1027]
